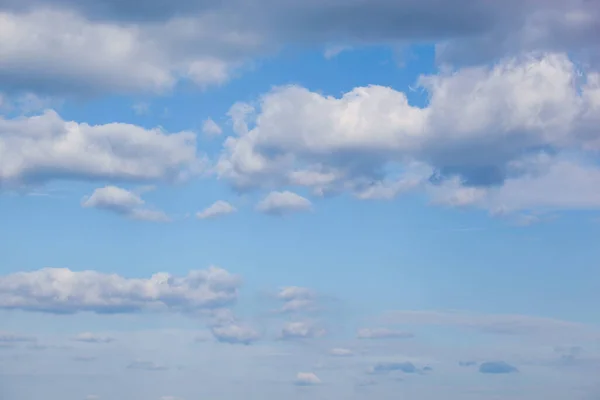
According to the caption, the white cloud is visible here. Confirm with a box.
[217,53,600,215]
[357,328,414,340]
[72,332,115,343]
[210,323,261,345]
[0,110,203,188]
[201,117,223,136]
[196,200,237,219]
[256,191,312,215]
[382,310,597,339]
[0,266,240,314]
[294,372,321,386]
[82,186,170,222]
[324,45,351,59]
[280,321,325,340]
[329,347,354,357]
[0,9,259,96]
[276,286,317,313]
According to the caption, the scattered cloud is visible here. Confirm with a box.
[82,186,170,222]
[202,118,223,136]
[276,286,317,313]
[280,321,325,340]
[382,310,595,338]
[478,361,518,374]
[72,332,115,344]
[0,266,240,314]
[324,45,352,59]
[211,323,261,345]
[132,102,150,115]
[357,328,414,339]
[256,191,312,215]
[294,372,321,386]
[127,360,168,371]
[328,348,354,357]
[196,200,237,219]
[369,361,419,374]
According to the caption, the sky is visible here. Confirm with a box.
[0,0,600,399]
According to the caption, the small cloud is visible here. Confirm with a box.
[132,102,149,115]
[73,356,97,362]
[72,332,115,343]
[127,360,168,371]
[369,361,419,374]
[357,328,414,339]
[256,191,312,216]
[202,118,223,136]
[281,321,325,340]
[324,45,351,59]
[211,323,261,345]
[478,361,518,374]
[329,347,353,357]
[82,186,170,222]
[85,395,100,400]
[196,200,237,219]
[294,372,321,386]
[276,286,317,313]
[0,332,36,343]
[459,360,478,367]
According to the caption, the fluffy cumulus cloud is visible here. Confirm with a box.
[217,53,600,214]
[196,200,237,219]
[256,191,312,215]
[0,266,240,314]
[82,186,170,222]
[0,111,203,188]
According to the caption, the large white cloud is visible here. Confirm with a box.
[0,266,240,314]
[217,53,600,214]
[0,110,203,188]
[0,0,598,96]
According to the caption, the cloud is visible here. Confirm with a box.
[196,200,237,219]
[324,45,352,59]
[0,266,240,314]
[294,372,321,386]
[210,323,261,345]
[0,0,598,97]
[202,118,223,136]
[478,361,518,374]
[328,348,354,357]
[459,361,478,367]
[256,191,312,215]
[72,332,115,343]
[382,310,595,338]
[280,321,325,340]
[82,186,170,222]
[0,9,257,96]
[0,332,36,343]
[276,286,317,313]
[216,53,600,215]
[357,328,414,340]
[127,360,168,371]
[0,110,203,188]
[369,361,418,374]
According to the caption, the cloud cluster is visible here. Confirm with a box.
[0,266,240,314]
[217,53,600,214]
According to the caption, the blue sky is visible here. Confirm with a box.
[1,1,600,399]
